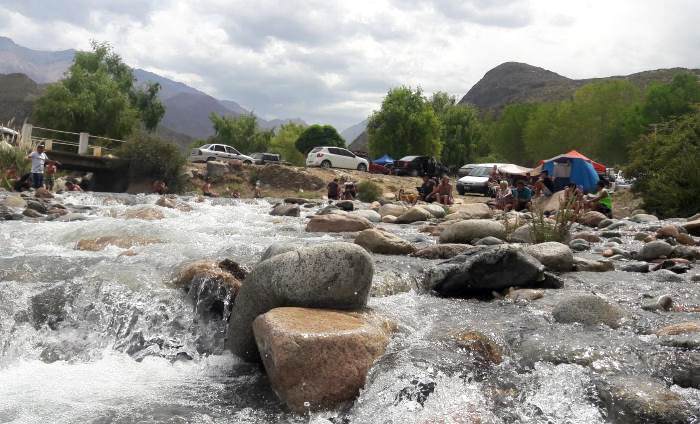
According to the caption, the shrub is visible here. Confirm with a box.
[528,196,578,243]
[357,180,382,203]
[0,145,29,189]
[116,132,187,192]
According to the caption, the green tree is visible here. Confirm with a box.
[486,103,538,164]
[33,41,165,139]
[209,113,273,153]
[269,122,306,165]
[626,109,700,218]
[294,124,345,155]
[367,86,441,158]
[438,104,482,168]
[117,132,187,191]
[643,73,700,124]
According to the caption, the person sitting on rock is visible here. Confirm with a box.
[327,178,340,200]
[533,178,552,198]
[585,180,613,218]
[65,181,83,192]
[562,183,584,213]
[342,181,357,200]
[152,180,168,195]
[12,172,32,192]
[202,178,219,197]
[417,175,436,202]
[511,180,532,211]
[541,170,555,193]
[492,181,512,210]
[427,176,453,205]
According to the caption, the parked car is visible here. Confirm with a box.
[455,163,512,195]
[457,164,476,177]
[189,144,254,164]
[369,161,392,175]
[305,147,369,171]
[251,152,280,165]
[393,156,446,177]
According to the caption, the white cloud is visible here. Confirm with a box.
[1,0,699,130]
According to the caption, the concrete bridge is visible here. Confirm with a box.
[20,124,131,191]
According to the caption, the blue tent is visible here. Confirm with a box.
[541,151,600,193]
[373,154,395,165]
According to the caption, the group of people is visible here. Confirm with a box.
[417,175,453,205]
[2,144,82,193]
[327,178,358,200]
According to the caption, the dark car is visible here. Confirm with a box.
[369,162,392,174]
[393,156,446,177]
[251,152,281,165]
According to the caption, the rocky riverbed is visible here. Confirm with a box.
[0,188,699,423]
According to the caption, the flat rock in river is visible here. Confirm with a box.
[439,219,506,244]
[354,228,416,255]
[396,206,432,224]
[306,214,373,232]
[523,242,573,272]
[552,294,625,328]
[410,244,472,259]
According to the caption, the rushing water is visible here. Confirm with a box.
[1,192,698,423]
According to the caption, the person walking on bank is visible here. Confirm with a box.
[26,144,59,190]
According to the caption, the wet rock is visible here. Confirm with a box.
[475,236,504,246]
[505,287,544,302]
[253,307,391,413]
[641,295,674,312]
[600,230,622,238]
[652,269,685,283]
[580,211,607,227]
[206,160,228,178]
[603,221,626,231]
[523,242,573,272]
[55,212,88,222]
[226,242,374,361]
[421,203,446,218]
[2,195,27,209]
[76,236,159,251]
[355,228,415,255]
[676,233,696,246]
[284,197,311,205]
[634,232,651,241]
[448,203,492,219]
[156,196,192,212]
[573,257,614,272]
[597,218,615,228]
[260,243,298,262]
[594,376,691,424]
[269,203,300,217]
[30,282,76,330]
[666,352,700,389]
[638,240,673,261]
[656,224,681,239]
[439,219,506,244]
[351,209,381,223]
[335,200,355,211]
[306,214,373,233]
[621,261,650,273]
[371,272,420,297]
[381,215,397,224]
[656,321,700,336]
[691,274,700,282]
[683,219,700,236]
[509,224,533,243]
[569,239,591,251]
[449,330,502,364]
[552,295,625,328]
[423,245,546,296]
[124,206,165,220]
[25,199,48,214]
[34,187,53,199]
[572,232,602,243]
[410,244,471,259]
[395,206,432,224]
[671,245,700,260]
[22,208,43,218]
[630,213,660,223]
[377,203,407,218]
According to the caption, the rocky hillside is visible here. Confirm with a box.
[459,61,700,112]
[0,73,44,125]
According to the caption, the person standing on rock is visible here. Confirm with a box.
[26,144,51,189]
[44,160,57,191]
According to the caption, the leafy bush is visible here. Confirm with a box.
[528,196,578,243]
[357,180,382,203]
[116,132,187,192]
[0,145,29,189]
[626,109,700,218]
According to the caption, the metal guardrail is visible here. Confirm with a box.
[21,124,126,157]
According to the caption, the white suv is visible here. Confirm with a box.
[189,144,254,164]
[306,147,369,171]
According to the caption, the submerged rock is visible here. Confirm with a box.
[423,245,545,296]
[523,242,573,272]
[439,219,506,244]
[226,242,374,362]
[124,206,165,220]
[573,257,614,272]
[449,330,503,365]
[305,214,372,232]
[552,295,625,328]
[269,203,300,217]
[354,228,416,255]
[30,282,77,330]
[75,236,159,251]
[410,244,472,259]
[253,307,391,413]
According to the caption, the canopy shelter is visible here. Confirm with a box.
[498,164,531,176]
[373,154,395,165]
[535,150,601,193]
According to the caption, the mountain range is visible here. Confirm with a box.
[0,36,306,145]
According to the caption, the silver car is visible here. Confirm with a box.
[189,143,254,164]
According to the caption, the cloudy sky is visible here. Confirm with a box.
[1,0,699,131]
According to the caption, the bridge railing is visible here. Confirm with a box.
[20,124,126,157]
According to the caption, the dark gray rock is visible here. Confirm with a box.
[641,295,673,312]
[335,200,355,211]
[225,242,374,362]
[552,294,625,328]
[569,238,591,252]
[30,283,76,330]
[423,245,546,296]
[638,240,673,261]
[621,261,650,273]
[269,203,300,217]
[25,199,48,214]
[475,236,505,246]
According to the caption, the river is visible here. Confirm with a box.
[0,192,698,423]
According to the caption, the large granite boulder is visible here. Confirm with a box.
[253,307,391,413]
[552,295,625,328]
[638,240,674,261]
[439,219,506,244]
[447,203,492,219]
[354,229,416,255]
[421,203,447,218]
[579,211,607,227]
[396,206,432,224]
[377,203,407,218]
[351,209,382,223]
[306,214,373,232]
[259,243,298,262]
[225,243,374,361]
[630,213,660,223]
[423,245,547,296]
[683,219,700,236]
[523,242,574,272]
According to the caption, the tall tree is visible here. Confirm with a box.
[367,86,441,158]
[642,73,700,124]
[428,92,482,167]
[209,113,273,153]
[294,124,345,155]
[269,122,306,165]
[487,103,538,164]
[33,41,165,139]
